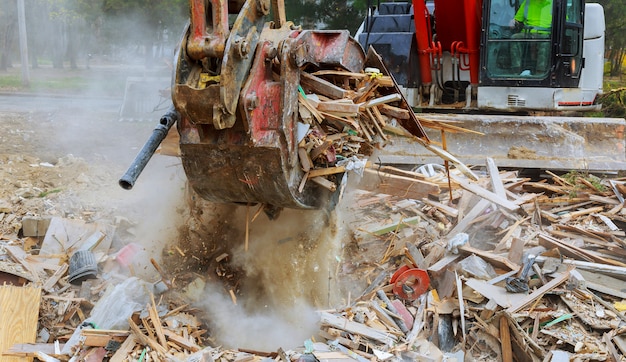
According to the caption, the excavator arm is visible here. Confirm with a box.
[171,0,367,209]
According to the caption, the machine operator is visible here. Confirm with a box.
[509,0,553,75]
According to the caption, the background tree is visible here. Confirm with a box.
[0,0,17,70]
[285,0,368,34]
[101,0,187,66]
[596,0,626,76]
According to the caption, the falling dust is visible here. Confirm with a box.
[174,194,354,351]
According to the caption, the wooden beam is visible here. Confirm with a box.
[317,100,359,115]
[163,330,201,352]
[359,168,440,200]
[318,312,397,345]
[458,244,520,271]
[450,174,520,211]
[300,71,349,100]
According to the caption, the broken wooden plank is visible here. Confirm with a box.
[445,198,491,238]
[359,93,401,110]
[379,104,410,120]
[41,263,68,293]
[307,161,371,179]
[538,233,626,267]
[500,315,513,362]
[109,335,137,362]
[310,176,337,192]
[560,206,605,222]
[148,295,168,350]
[300,71,349,100]
[4,245,42,282]
[4,343,65,360]
[81,329,130,347]
[458,244,520,271]
[317,100,360,115]
[576,269,626,299]
[128,318,167,355]
[486,158,506,198]
[163,329,201,352]
[365,107,388,140]
[359,168,440,200]
[450,174,519,211]
[422,198,459,218]
[318,311,398,345]
[506,269,571,314]
[427,254,462,274]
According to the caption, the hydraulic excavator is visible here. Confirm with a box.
[357,0,626,171]
[120,0,626,212]
[119,0,431,211]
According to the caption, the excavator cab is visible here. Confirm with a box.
[355,1,625,171]
[480,0,594,110]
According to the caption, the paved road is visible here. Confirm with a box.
[0,92,123,114]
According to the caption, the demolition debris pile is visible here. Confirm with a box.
[2,140,626,360]
[1,59,626,362]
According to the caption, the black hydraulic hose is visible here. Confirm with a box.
[119,105,180,190]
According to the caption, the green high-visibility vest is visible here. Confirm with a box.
[515,0,553,30]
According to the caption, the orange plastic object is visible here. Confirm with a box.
[392,268,430,301]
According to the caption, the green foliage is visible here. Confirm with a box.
[599,82,626,118]
[596,0,626,76]
[38,189,62,198]
[562,170,607,194]
[285,0,368,34]
[0,74,22,88]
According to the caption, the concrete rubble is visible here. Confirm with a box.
[2,151,626,361]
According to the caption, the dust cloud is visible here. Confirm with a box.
[195,203,352,350]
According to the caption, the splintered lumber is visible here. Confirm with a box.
[109,335,137,362]
[446,198,491,237]
[458,244,520,271]
[538,233,626,267]
[148,294,167,350]
[365,216,421,236]
[359,93,401,109]
[359,168,440,199]
[422,198,459,218]
[4,245,42,282]
[318,311,398,345]
[317,100,360,115]
[379,104,410,120]
[500,315,513,362]
[308,161,372,179]
[128,318,167,355]
[0,286,41,362]
[311,176,337,192]
[300,71,349,99]
[536,256,626,280]
[81,329,130,347]
[163,329,201,352]
[486,158,506,198]
[311,70,368,79]
[506,269,571,314]
[42,263,69,293]
[450,174,519,211]
[4,343,64,360]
